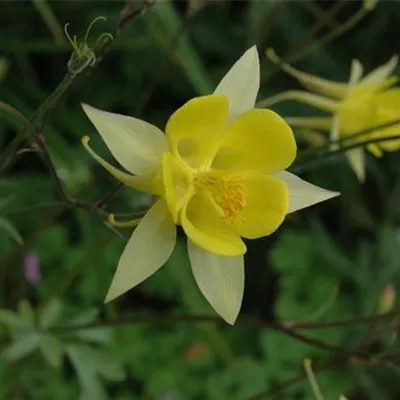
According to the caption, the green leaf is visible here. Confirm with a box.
[0,217,23,244]
[17,299,35,327]
[89,349,126,381]
[68,308,99,326]
[247,0,274,43]
[351,367,392,400]
[270,230,313,275]
[67,344,109,400]
[39,334,64,368]
[207,357,267,399]
[0,309,30,332]
[2,332,41,361]
[39,298,63,329]
[71,344,125,381]
[0,195,13,211]
[147,2,213,95]
[74,327,114,345]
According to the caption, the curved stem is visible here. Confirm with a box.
[248,358,343,400]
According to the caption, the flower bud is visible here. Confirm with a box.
[377,284,396,314]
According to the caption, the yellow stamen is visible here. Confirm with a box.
[195,173,247,220]
[108,214,142,228]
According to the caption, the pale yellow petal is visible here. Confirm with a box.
[105,199,176,302]
[257,91,339,112]
[214,45,260,119]
[165,95,229,169]
[181,192,246,257]
[370,89,400,152]
[362,55,399,85]
[347,59,364,91]
[285,116,332,131]
[266,48,347,98]
[231,173,288,239]
[81,136,159,193]
[346,148,365,182]
[211,109,296,173]
[82,103,167,176]
[188,240,244,325]
[330,116,340,149]
[275,171,340,213]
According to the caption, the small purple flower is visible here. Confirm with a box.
[24,252,41,284]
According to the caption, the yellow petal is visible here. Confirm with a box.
[367,143,383,157]
[211,109,296,173]
[346,148,365,182]
[165,95,229,169]
[371,89,400,152]
[82,104,167,176]
[214,45,260,120]
[105,200,176,302]
[231,173,288,239]
[81,136,159,193]
[275,171,340,212]
[266,48,348,98]
[362,55,398,85]
[181,192,246,257]
[188,240,244,325]
[162,152,193,224]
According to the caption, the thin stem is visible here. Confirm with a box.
[271,325,362,359]
[0,101,69,203]
[291,6,369,65]
[0,0,157,174]
[304,358,325,400]
[297,118,400,162]
[294,134,400,172]
[32,0,65,44]
[30,72,76,132]
[2,202,65,216]
[48,310,400,333]
[248,358,343,400]
[94,183,123,209]
[261,1,348,84]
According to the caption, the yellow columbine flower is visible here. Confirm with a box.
[264,49,400,181]
[81,46,339,324]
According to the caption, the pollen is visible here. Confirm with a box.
[195,172,247,220]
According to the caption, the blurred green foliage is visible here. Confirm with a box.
[1,1,400,399]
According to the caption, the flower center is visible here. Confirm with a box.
[194,172,247,220]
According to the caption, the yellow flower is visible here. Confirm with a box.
[264,49,400,181]
[81,46,339,324]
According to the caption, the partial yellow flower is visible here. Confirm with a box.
[264,49,400,182]
[81,46,339,324]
